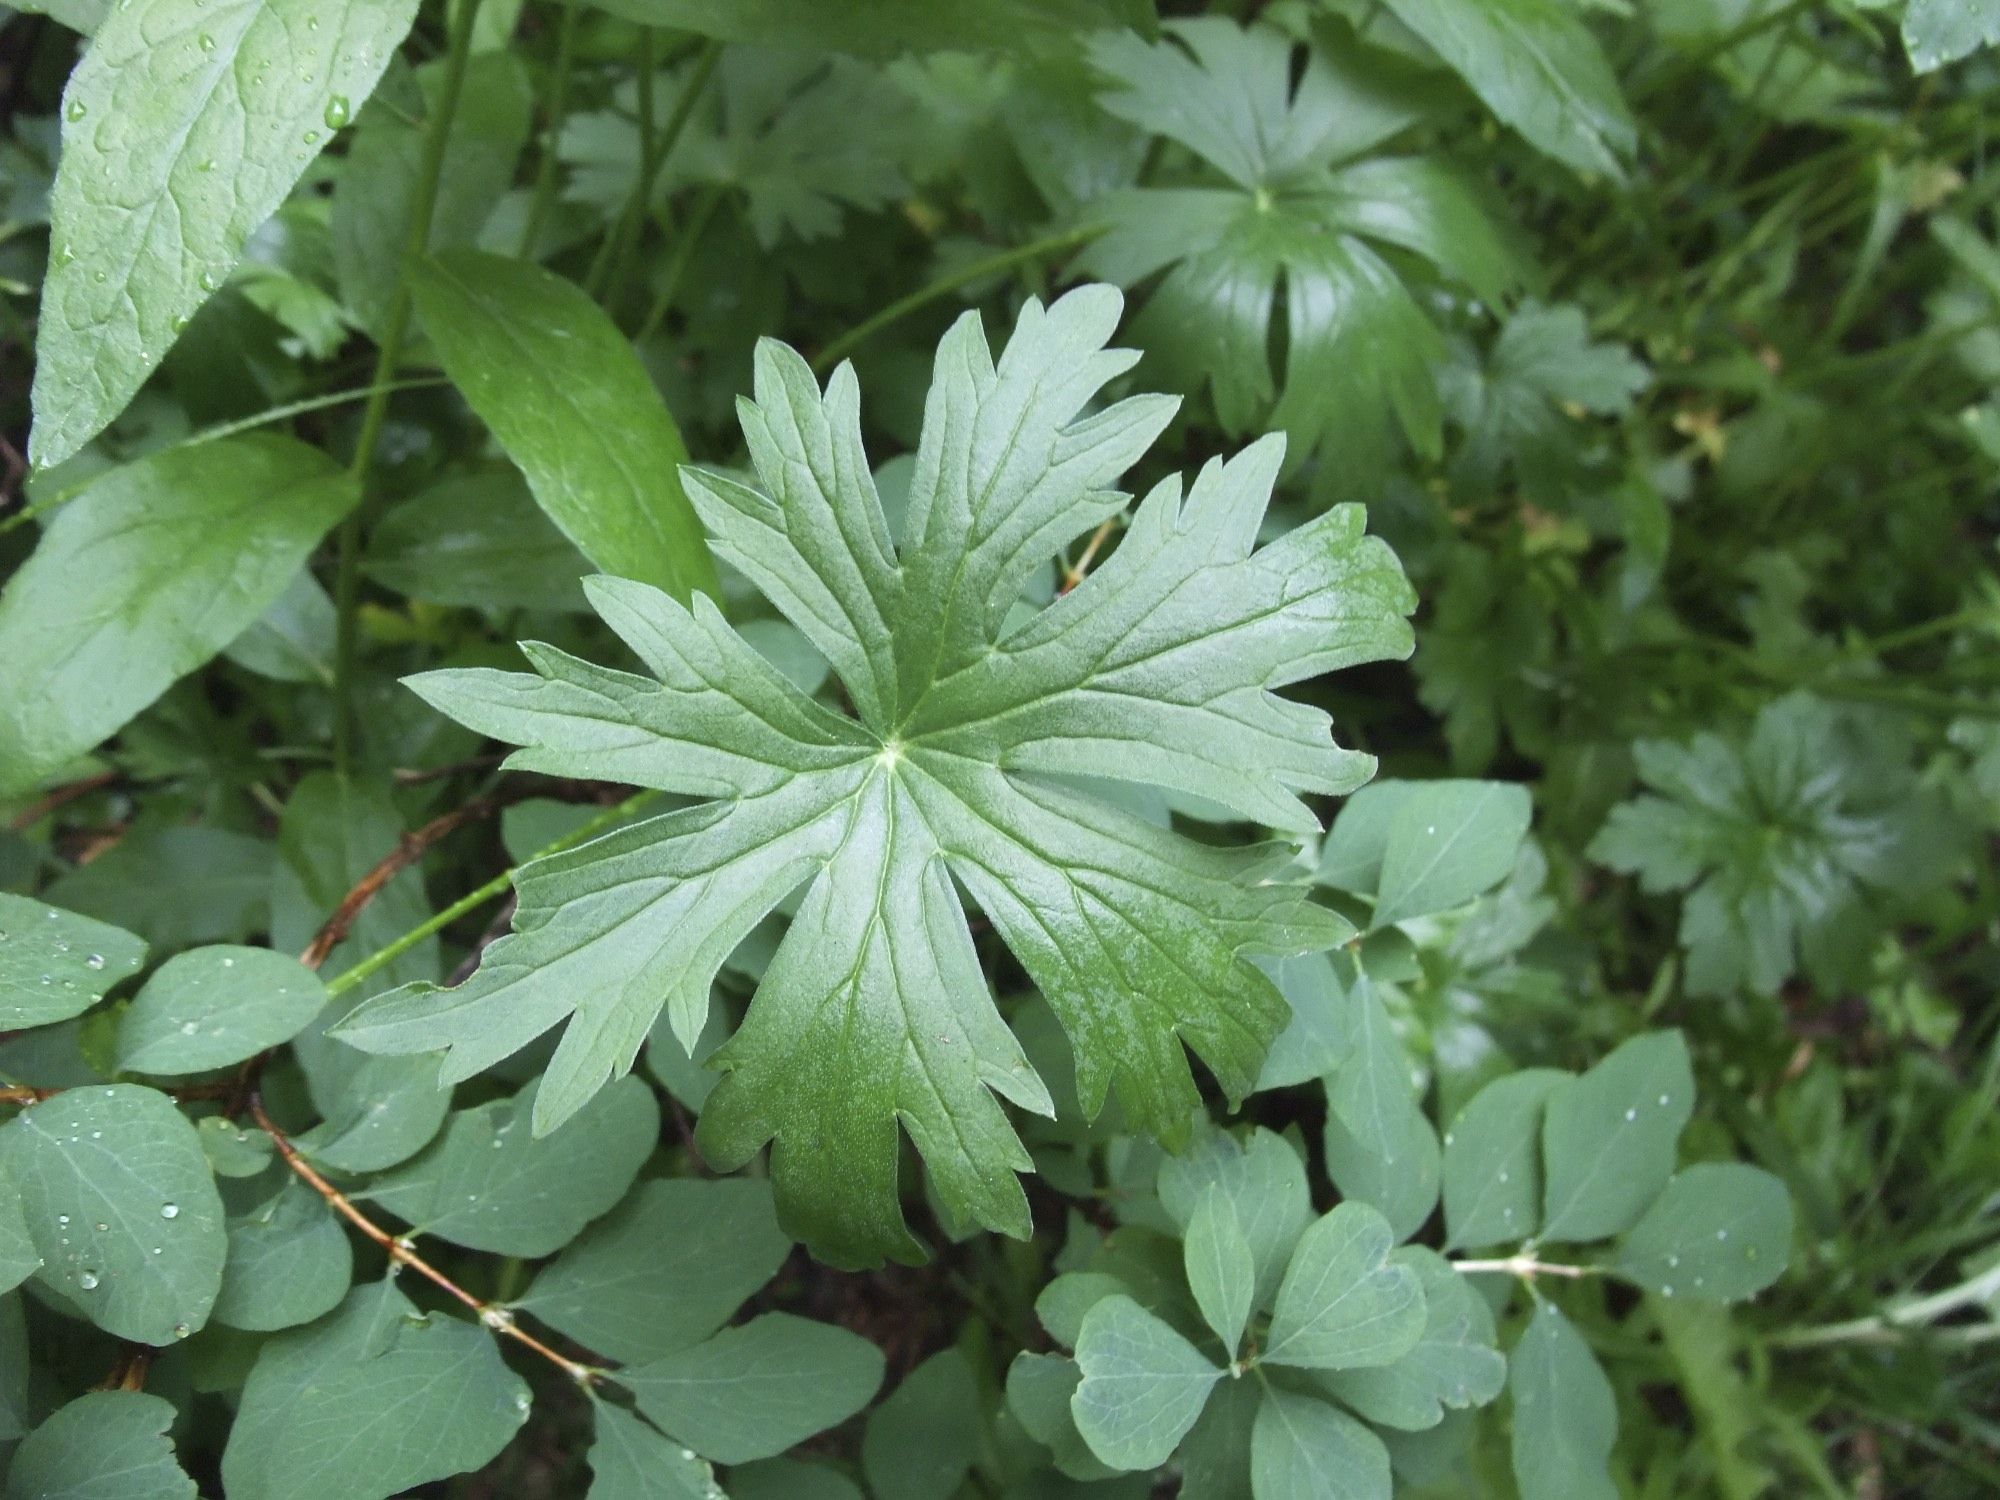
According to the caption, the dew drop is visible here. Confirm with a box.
[173,1322,190,1339]
[160,1203,179,1220]
[179,1021,199,1035]
[1744,1245,1760,1261]
[85,953,105,970]
[93,1222,107,1232]
[323,94,351,129]
[220,956,235,969]
[77,1270,99,1290]
[65,99,87,122]
[1657,1093,1670,1106]
[302,128,322,146]
[1623,1107,1637,1122]
[1715,1229,1729,1242]
[1660,1284,1673,1297]
[198,32,215,50]
[199,270,221,292]
[55,1215,69,1227]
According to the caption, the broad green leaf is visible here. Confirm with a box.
[1369,781,1532,928]
[1255,953,1351,1091]
[0,1172,36,1295]
[1006,1352,1122,1482]
[575,0,1152,55]
[1184,1187,1255,1357]
[1249,1387,1390,1500]
[365,1076,656,1256]
[1509,1300,1617,1500]
[114,946,325,1075]
[1070,1294,1221,1470]
[1318,1248,1506,1430]
[1904,0,2000,71]
[29,0,417,465]
[1441,1068,1566,1251]
[1615,1163,1793,1303]
[212,1176,352,1332]
[43,821,271,950]
[0,438,357,796]
[587,1401,721,1500]
[1180,1373,1258,1500]
[1378,0,1636,180]
[1158,1126,1313,1311]
[0,895,146,1030]
[624,1312,884,1464]
[7,0,108,33]
[1321,975,1439,1241]
[1540,1031,1693,1244]
[1264,1203,1424,1371]
[2,1391,195,1500]
[222,1279,531,1500]
[197,1116,275,1178]
[0,1084,224,1344]
[406,249,717,602]
[519,1177,792,1364]
[862,1348,982,1500]
[337,286,1407,1265]
[222,567,337,685]
[365,471,591,614]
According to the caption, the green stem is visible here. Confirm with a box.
[809,222,1106,374]
[1771,1260,2000,1349]
[633,182,724,344]
[333,0,487,776]
[584,41,719,301]
[517,0,582,259]
[323,789,662,1000]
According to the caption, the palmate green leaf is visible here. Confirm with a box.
[1249,1387,1390,1500]
[2,1391,196,1500]
[0,895,146,1031]
[1081,20,1524,484]
[1071,1294,1222,1470]
[1263,1203,1425,1371]
[1508,1301,1617,1500]
[407,250,717,603]
[0,436,357,797]
[113,945,325,1075]
[29,0,416,466]
[1540,1031,1693,1244]
[221,1278,530,1500]
[1378,0,1637,180]
[1615,1163,1793,1303]
[338,285,1414,1265]
[0,1084,224,1345]
[364,1077,656,1257]
[1318,1248,1506,1431]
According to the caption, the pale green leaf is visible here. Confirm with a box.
[337,287,1405,1265]
[1615,1163,1793,1303]
[1249,1387,1390,1500]
[0,1084,224,1345]
[1321,975,1439,1241]
[1006,1352,1120,1481]
[862,1348,982,1500]
[30,0,417,464]
[0,1172,37,1295]
[211,1176,352,1333]
[44,821,271,951]
[519,1177,792,1364]
[1369,781,1532,927]
[1157,1126,1314,1312]
[1071,1293,1221,1470]
[1255,953,1351,1091]
[0,438,357,796]
[365,1076,656,1256]
[0,895,146,1031]
[624,1312,884,1464]
[407,249,717,601]
[1441,1068,1566,1251]
[1904,0,2000,71]
[1509,1300,1617,1500]
[1264,1202,1425,1371]
[1184,1187,1255,1358]
[114,946,325,1075]
[222,1278,531,1500]
[1318,1247,1506,1430]
[586,1401,721,1500]
[2,1391,195,1500]
[1541,1031,1693,1244]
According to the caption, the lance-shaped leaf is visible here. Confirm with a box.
[337,286,1414,1266]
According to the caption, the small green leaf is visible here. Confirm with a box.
[624,1312,884,1465]
[0,1084,224,1345]
[365,1076,657,1257]
[862,1348,982,1500]
[1255,953,1351,1091]
[0,438,358,796]
[1071,1293,1221,1470]
[2,1391,195,1500]
[586,1400,721,1500]
[520,1177,793,1365]
[1616,1163,1793,1303]
[222,568,337,685]
[212,1176,352,1333]
[1509,1300,1617,1500]
[1441,1068,1566,1251]
[222,1278,531,1500]
[197,1116,275,1178]
[1006,1352,1120,1481]
[30,0,418,465]
[1264,1202,1425,1371]
[1540,1031,1693,1244]
[1318,1248,1506,1431]
[1369,780,1532,928]
[0,896,146,1031]
[114,946,325,1075]
[406,249,717,602]
[1184,1187,1255,1358]
[1158,1126,1313,1311]
[1321,975,1439,1242]
[1249,1387,1391,1500]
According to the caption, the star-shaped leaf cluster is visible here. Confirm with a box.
[339,286,1415,1265]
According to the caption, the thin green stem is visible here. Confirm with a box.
[517,0,582,259]
[323,789,662,1000]
[332,0,487,775]
[810,222,1106,374]
[1771,1260,2000,1348]
[584,41,719,301]
[633,181,724,344]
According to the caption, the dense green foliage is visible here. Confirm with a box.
[0,0,1995,1495]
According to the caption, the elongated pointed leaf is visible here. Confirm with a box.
[1541,1031,1693,1244]
[1184,1187,1255,1358]
[1509,1300,1617,1500]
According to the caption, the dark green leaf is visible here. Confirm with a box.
[1509,1300,1617,1500]
[212,1176,353,1332]
[1615,1163,1793,1303]
[862,1348,982,1500]
[586,1401,721,1500]
[2,1391,195,1500]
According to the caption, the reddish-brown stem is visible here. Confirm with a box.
[250,1093,600,1385]
[0,1085,56,1105]
[1060,517,1120,594]
[9,771,120,831]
